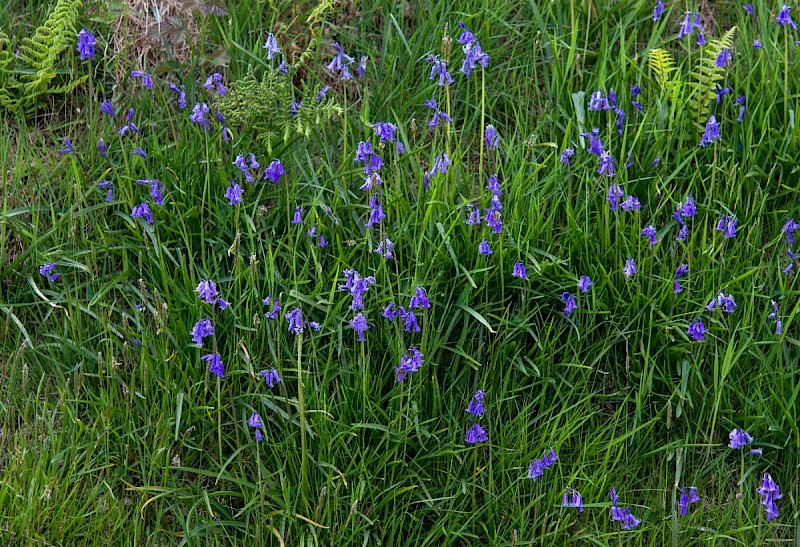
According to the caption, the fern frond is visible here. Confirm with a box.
[687,26,737,123]
[647,48,678,93]
[0,0,84,114]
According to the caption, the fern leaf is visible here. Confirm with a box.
[687,26,737,123]
[647,48,678,93]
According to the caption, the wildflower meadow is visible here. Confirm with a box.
[2,0,800,544]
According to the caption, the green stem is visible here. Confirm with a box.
[297,332,309,507]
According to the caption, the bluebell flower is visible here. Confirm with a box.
[687,318,706,341]
[225,181,243,205]
[621,194,641,212]
[768,300,782,335]
[278,61,288,75]
[606,184,624,210]
[465,422,488,444]
[623,257,637,278]
[426,54,453,86]
[777,5,798,29]
[264,159,285,183]
[98,180,113,202]
[316,86,329,101]
[402,309,420,332]
[135,179,164,205]
[758,473,782,521]
[512,261,528,279]
[354,141,383,175]
[478,239,493,256]
[782,218,798,244]
[562,488,584,512]
[674,264,689,293]
[349,313,369,342]
[168,83,187,109]
[100,100,115,116]
[578,276,592,293]
[98,138,107,158]
[203,72,227,95]
[653,0,665,21]
[339,269,377,310]
[465,203,481,225]
[289,101,302,117]
[641,224,657,246]
[610,488,641,530]
[598,151,615,177]
[132,147,147,159]
[262,296,280,320]
[263,33,280,59]
[457,22,490,77]
[466,390,485,417]
[678,12,695,39]
[39,263,59,281]
[716,48,732,68]
[715,215,737,238]
[715,84,731,104]
[560,148,575,166]
[76,29,95,60]
[681,194,697,217]
[374,237,394,259]
[372,121,405,153]
[754,39,763,49]
[191,318,214,347]
[395,346,423,381]
[201,353,225,378]
[247,412,263,442]
[678,486,700,516]
[581,128,604,155]
[59,137,73,155]
[327,42,355,80]
[131,202,153,224]
[366,195,386,229]
[699,115,720,147]
[527,448,558,481]
[130,70,153,90]
[736,95,746,122]
[485,125,500,150]
[424,97,452,129]
[409,287,431,309]
[614,107,626,135]
[743,3,754,17]
[190,103,212,130]
[562,292,577,316]
[588,90,611,111]
[195,280,224,308]
[357,56,368,79]
[259,368,281,388]
[729,428,753,449]
[286,307,319,334]
[118,108,140,136]
[485,209,502,234]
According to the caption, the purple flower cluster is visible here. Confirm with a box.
[609,487,641,529]
[395,346,423,381]
[758,473,782,521]
[527,449,558,481]
[678,486,700,516]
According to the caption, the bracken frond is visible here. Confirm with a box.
[687,26,737,123]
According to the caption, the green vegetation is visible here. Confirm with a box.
[1,0,799,545]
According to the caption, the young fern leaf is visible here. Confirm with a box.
[687,26,737,123]
[647,48,679,94]
[1,0,86,114]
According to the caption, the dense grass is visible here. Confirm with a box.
[2,0,800,544]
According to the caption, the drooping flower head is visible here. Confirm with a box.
[130,70,153,90]
[641,224,658,246]
[728,428,753,449]
[466,390,485,418]
[409,287,431,309]
[478,239,493,256]
[653,0,665,21]
[225,181,243,205]
[678,487,700,516]
[259,368,281,388]
[699,115,720,147]
[562,488,584,512]
[195,280,228,309]
[465,422,488,444]
[777,5,798,30]
[623,257,637,279]
[609,488,641,530]
[327,42,355,80]
[484,125,500,150]
[77,29,96,60]
[757,472,782,521]
[349,313,369,342]
[512,261,528,279]
[100,100,115,116]
[263,296,280,320]
[527,448,558,481]
[131,202,154,224]
[560,148,575,166]
[263,33,281,59]
[264,159,285,183]
[578,276,592,293]
[395,346,424,381]
[39,263,59,282]
[687,318,706,341]
[201,353,225,378]
[190,318,214,347]
[561,292,577,316]
[426,54,454,86]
